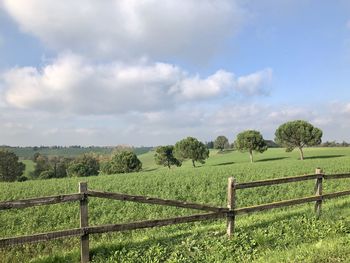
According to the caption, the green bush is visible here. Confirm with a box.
[101,151,142,174]
[67,154,99,177]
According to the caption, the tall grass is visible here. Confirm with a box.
[1,148,350,262]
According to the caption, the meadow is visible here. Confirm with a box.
[1,147,350,262]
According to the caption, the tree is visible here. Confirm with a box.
[101,150,142,174]
[0,150,25,182]
[32,154,71,179]
[275,120,322,160]
[214,136,229,151]
[67,154,100,177]
[234,130,268,163]
[174,137,209,167]
[206,141,214,149]
[32,154,51,178]
[154,145,181,169]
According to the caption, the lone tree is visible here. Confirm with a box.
[214,135,230,151]
[67,154,100,177]
[101,150,142,174]
[174,137,209,167]
[234,130,268,163]
[154,145,181,169]
[0,150,25,182]
[275,120,322,160]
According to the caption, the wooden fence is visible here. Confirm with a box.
[1,168,350,262]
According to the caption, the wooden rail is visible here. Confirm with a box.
[1,169,350,263]
[0,212,225,248]
[0,193,83,210]
[88,190,226,213]
[235,174,322,189]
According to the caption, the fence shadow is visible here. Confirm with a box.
[216,150,235,154]
[304,155,344,160]
[212,161,235,167]
[142,168,159,173]
[257,157,288,162]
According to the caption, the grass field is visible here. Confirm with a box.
[1,147,350,262]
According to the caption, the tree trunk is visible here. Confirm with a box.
[167,160,171,169]
[192,160,196,167]
[299,147,304,160]
[249,150,253,163]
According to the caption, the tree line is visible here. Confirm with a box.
[0,120,326,182]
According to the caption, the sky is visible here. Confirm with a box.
[0,0,350,146]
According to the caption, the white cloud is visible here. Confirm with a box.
[1,101,350,146]
[236,68,273,95]
[174,70,235,100]
[1,0,244,61]
[1,53,272,115]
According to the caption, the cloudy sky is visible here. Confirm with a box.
[1,0,350,146]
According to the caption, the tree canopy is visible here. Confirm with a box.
[0,150,25,182]
[101,150,142,174]
[154,145,181,169]
[234,130,268,163]
[214,136,229,151]
[275,120,322,160]
[32,154,71,179]
[174,137,209,167]
[67,154,100,177]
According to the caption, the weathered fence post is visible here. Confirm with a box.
[314,168,323,219]
[227,177,236,237]
[79,182,89,263]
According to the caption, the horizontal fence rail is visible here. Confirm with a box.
[88,190,227,213]
[1,169,350,263]
[235,174,322,189]
[324,173,350,180]
[0,193,83,210]
[0,212,225,248]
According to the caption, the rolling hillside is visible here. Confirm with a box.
[1,147,350,262]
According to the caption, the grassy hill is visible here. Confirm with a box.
[1,147,350,262]
[1,146,153,160]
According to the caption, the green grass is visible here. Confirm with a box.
[1,147,350,262]
[22,160,35,178]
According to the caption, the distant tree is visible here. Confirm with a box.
[32,152,41,162]
[0,150,25,182]
[154,145,181,169]
[174,137,209,167]
[32,154,70,179]
[101,150,142,174]
[67,154,99,177]
[48,156,71,178]
[214,136,230,151]
[32,154,51,178]
[234,130,268,163]
[275,120,322,160]
[206,141,214,149]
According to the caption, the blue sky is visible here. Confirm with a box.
[0,0,350,146]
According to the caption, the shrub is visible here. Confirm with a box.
[101,151,142,174]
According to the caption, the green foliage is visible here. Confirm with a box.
[174,137,209,167]
[214,136,229,151]
[206,141,214,149]
[275,120,323,160]
[154,145,181,169]
[101,151,142,174]
[32,154,71,179]
[234,130,268,163]
[0,150,25,182]
[67,154,99,177]
[0,146,152,159]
